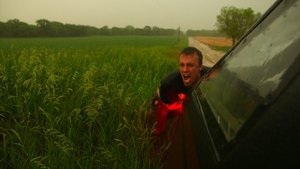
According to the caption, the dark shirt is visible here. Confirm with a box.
[159,71,190,104]
[159,67,209,104]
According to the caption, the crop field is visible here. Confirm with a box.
[0,36,187,169]
[195,36,232,47]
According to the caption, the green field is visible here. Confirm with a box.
[0,36,188,169]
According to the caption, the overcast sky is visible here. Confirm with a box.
[0,0,276,31]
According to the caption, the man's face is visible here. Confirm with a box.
[179,54,202,87]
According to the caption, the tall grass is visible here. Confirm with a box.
[0,36,187,169]
[210,45,231,52]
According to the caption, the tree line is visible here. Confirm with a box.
[0,19,179,37]
[1,6,261,44]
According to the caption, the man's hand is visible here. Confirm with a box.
[153,93,186,135]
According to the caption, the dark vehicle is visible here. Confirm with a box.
[182,0,300,169]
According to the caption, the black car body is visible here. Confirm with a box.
[184,0,300,168]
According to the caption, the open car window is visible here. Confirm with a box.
[197,0,300,141]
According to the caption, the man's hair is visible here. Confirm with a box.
[180,47,203,65]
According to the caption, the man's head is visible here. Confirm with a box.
[179,47,203,87]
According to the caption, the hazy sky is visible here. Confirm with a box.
[0,0,276,31]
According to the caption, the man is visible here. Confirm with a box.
[152,46,207,135]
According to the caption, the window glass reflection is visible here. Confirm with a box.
[199,1,300,141]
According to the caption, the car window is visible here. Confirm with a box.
[197,1,300,141]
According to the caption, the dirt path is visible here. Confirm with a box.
[188,37,225,67]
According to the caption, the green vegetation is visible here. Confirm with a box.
[0,19,179,37]
[210,45,232,53]
[0,36,184,49]
[0,35,188,169]
[216,6,261,46]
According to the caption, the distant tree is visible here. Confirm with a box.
[99,26,110,35]
[5,19,35,37]
[111,27,123,35]
[0,22,6,36]
[216,6,261,46]
[36,19,51,36]
[152,26,160,35]
[50,21,65,36]
[125,25,135,35]
[143,26,152,35]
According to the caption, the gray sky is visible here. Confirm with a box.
[0,0,276,31]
